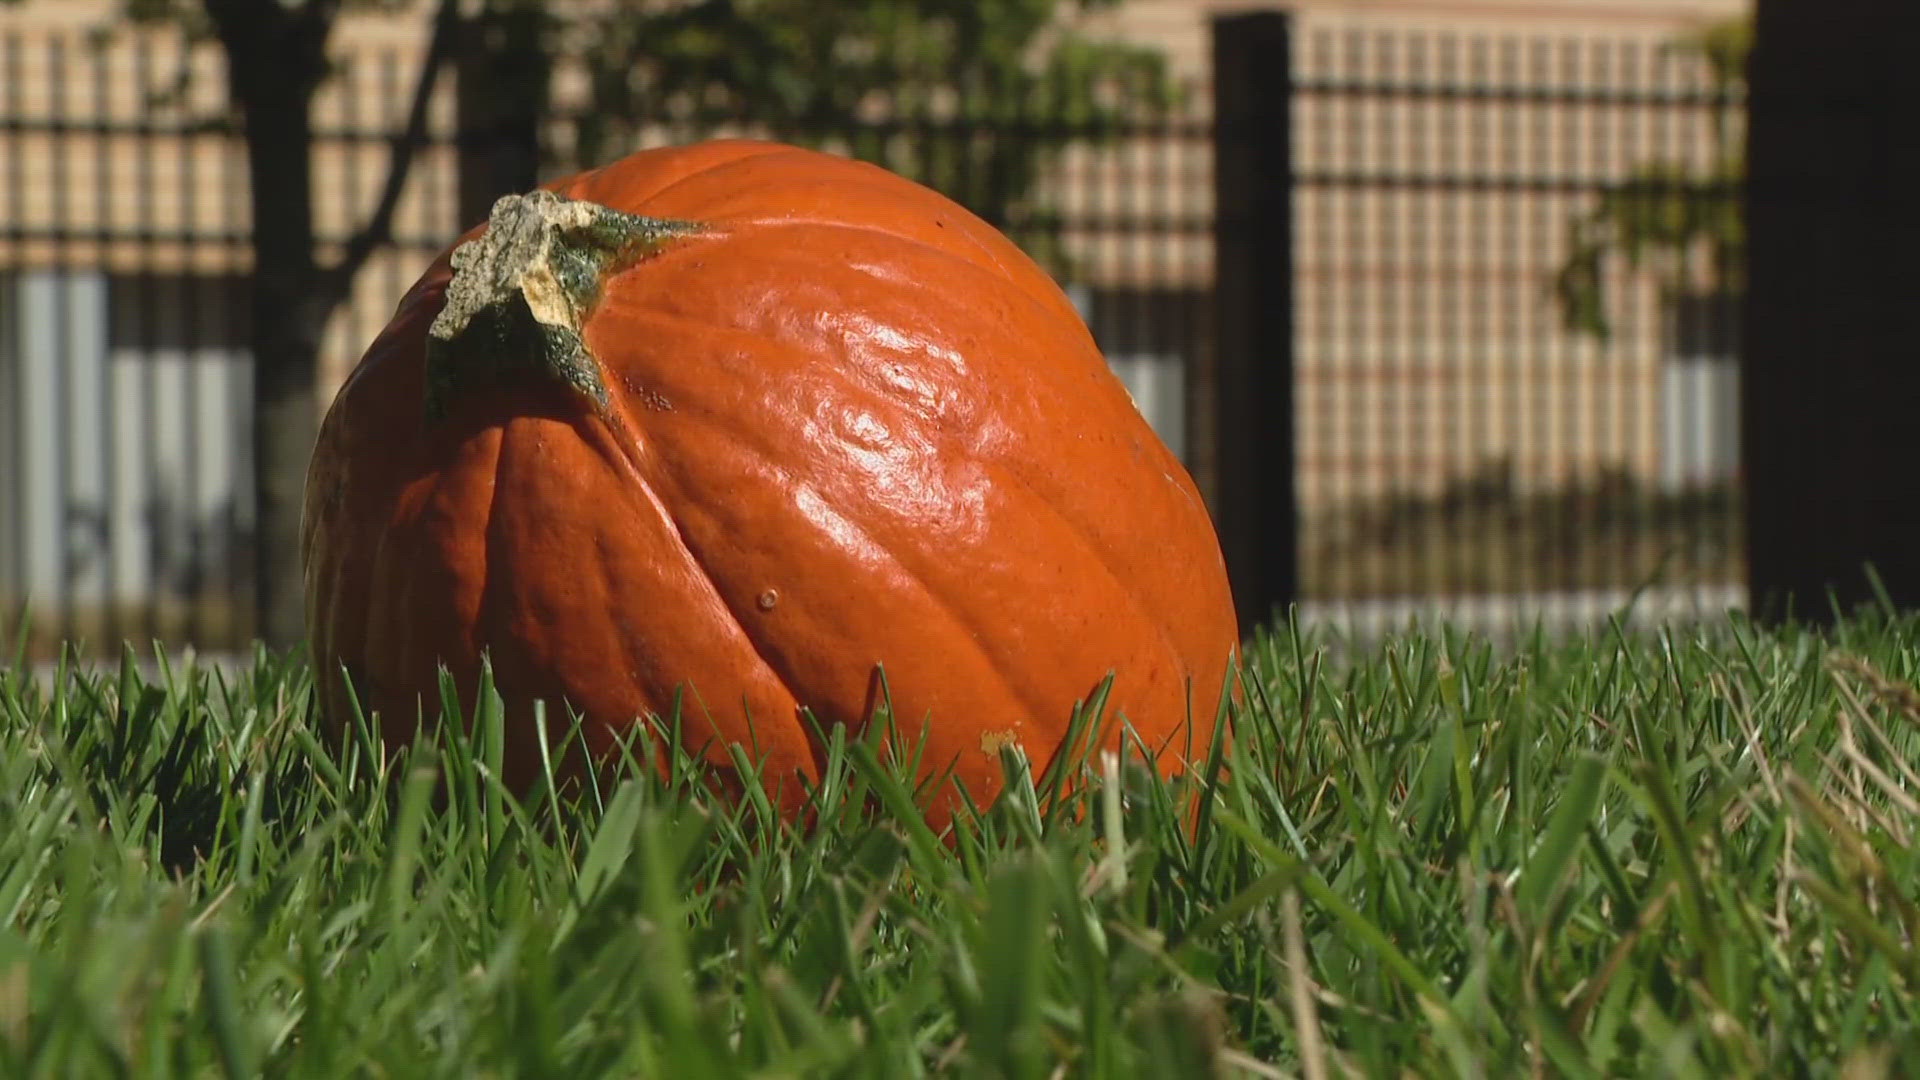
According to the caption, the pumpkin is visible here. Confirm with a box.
[302,139,1238,825]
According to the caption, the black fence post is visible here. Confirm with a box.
[1743,0,1920,621]
[1212,12,1297,636]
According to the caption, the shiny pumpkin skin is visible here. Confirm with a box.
[302,139,1238,824]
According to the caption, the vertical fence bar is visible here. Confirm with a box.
[0,33,20,628]
[1717,72,1745,596]
[47,36,75,647]
[179,32,207,646]
[1643,37,1674,599]
[1743,0,1920,619]
[1549,37,1578,623]
[1376,31,1408,597]
[1588,38,1611,597]
[1451,33,1482,591]
[1527,36,1548,609]
[133,36,160,647]
[1343,31,1373,599]
[1211,12,1296,635]
[1182,103,1203,468]
[92,34,121,647]
[1622,36,1647,601]
[1308,29,1339,602]
[223,92,252,650]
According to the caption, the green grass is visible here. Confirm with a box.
[5,610,1920,1076]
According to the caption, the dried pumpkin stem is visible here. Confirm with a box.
[424,189,699,422]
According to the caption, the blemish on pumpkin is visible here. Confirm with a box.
[756,589,779,611]
[978,729,1019,756]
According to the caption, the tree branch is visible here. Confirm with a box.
[325,0,462,291]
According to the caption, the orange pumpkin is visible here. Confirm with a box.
[302,139,1237,825]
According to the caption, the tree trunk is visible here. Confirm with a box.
[243,99,329,651]
[209,0,456,650]
[216,1,336,650]
[456,5,550,228]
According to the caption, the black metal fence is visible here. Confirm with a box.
[0,11,1748,657]
[1217,13,1746,632]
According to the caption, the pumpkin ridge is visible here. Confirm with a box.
[583,387,834,782]
[664,389,1190,706]
[971,453,1198,694]
[586,301,1199,699]
[578,299,1198,726]
[636,401,1079,753]
[720,252,1212,678]
[468,405,828,784]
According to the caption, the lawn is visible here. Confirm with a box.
[3,609,1919,1076]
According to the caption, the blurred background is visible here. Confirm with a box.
[0,0,1758,658]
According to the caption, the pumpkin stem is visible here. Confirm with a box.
[424,189,699,422]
